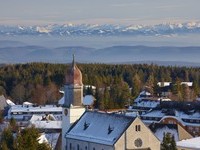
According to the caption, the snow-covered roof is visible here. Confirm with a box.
[6,99,15,106]
[38,133,48,144]
[139,90,151,96]
[149,123,179,141]
[157,82,171,87]
[23,101,33,106]
[158,98,171,101]
[142,110,165,118]
[59,90,64,94]
[176,137,200,150]
[9,104,62,113]
[177,111,200,120]
[83,95,95,106]
[135,99,160,108]
[30,114,57,121]
[29,114,62,129]
[181,82,193,87]
[45,133,60,149]
[38,133,60,149]
[58,96,64,105]
[66,111,135,145]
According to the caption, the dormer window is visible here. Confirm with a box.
[83,121,90,130]
[108,125,114,134]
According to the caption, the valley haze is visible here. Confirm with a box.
[0,23,200,66]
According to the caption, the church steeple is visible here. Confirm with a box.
[72,54,75,68]
[65,54,83,86]
[64,55,83,108]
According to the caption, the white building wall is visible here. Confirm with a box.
[66,139,113,150]
[62,107,85,150]
[126,117,160,150]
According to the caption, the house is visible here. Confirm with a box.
[6,103,62,127]
[176,137,200,150]
[29,114,62,132]
[149,123,192,142]
[130,96,200,137]
[65,111,160,150]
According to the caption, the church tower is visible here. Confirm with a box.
[64,54,83,107]
[62,55,85,150]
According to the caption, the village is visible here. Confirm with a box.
[0,57,200,150]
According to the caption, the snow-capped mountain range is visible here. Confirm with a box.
[1,22,200,36]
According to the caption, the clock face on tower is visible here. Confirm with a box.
[64,108,68,116]
[134,138,143,148]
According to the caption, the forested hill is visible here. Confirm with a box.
[0,45,200,65]
[0,63,199,109]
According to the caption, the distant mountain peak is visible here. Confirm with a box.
[1,21,200,37]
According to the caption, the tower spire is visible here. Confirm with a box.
[72,54,75,67]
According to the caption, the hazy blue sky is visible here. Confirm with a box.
[0,0,199,25]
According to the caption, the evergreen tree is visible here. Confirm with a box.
[0,127,14,150]
[9,117,18,132]
[15,126,51,150]
[161,132,177,150]
[132,74,142,98]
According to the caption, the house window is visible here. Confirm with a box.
[135,125,141,131]
[93,148,95,150]
[85,146,87,150]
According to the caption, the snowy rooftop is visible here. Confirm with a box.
[38,133,60,149]
[66,111,135,145]
[29,114,62,129]
[181,82,193,87]
[142,110,165,118]
[58,96,64,105]
[157,82,171,87]
[177,111,200,119]
[149,123,179,141]
[135,100,160,108]
[9,104,62,113]
[176,137,200,150]
[23,101,33,106]
[139,90,151,96]
[6,99,15,106]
